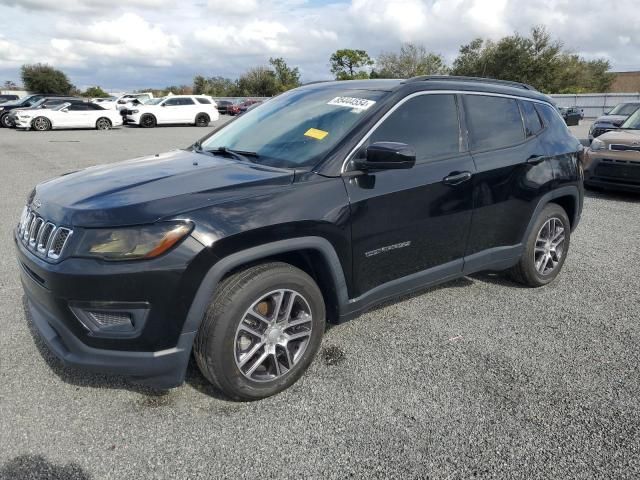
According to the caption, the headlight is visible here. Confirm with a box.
[590,138,606,151]
[75,222,192,261]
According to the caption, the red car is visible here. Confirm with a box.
[228,99,262,115]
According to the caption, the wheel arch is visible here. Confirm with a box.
[522,186,581,245]
[181,237,349,337]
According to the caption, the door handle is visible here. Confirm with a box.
[443,171,472,185]
[526,155,545,165]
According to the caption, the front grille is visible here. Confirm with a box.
[610,144,640,152]
[594,159,640,184]
[17,206,73,261]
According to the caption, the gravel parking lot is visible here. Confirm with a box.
[1,120,638,479]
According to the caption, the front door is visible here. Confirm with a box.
[344,93,475,297]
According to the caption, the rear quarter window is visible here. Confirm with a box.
[464,95,525,151]
[196,97,212,104]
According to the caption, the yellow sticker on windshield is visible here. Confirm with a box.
[304,128,329,140]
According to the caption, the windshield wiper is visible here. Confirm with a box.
[207,146,260,163]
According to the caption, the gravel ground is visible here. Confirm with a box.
[1,120,639,479]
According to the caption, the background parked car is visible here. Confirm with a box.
[0,94,71,127]
[0,94,19,104]
[215,100,234,115]
[124,95,219,128]
[559,106,582,126]
[14,101,123,131]
[584,107,640,192]
[93,93,154,111]
[589,102,640,141]
[5,97,82,127]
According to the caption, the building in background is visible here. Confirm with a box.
[610,71,640,93]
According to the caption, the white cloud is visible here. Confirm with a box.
[195,20,294,55]
[1,0,640,89]
[0,0,174,12]
[206,0,258,15]
[50,13,182,67]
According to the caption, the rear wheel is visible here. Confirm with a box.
[32,116,51,131]
[95,117,112,130]
[194,262,325,401]
[139,114,156,128]
[195,113,210,127]
[509,203,570,287]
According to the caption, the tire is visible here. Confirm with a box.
[95,117,112,130]
[31,116,51,131]
[508,203,570,287]
[0,113,12,128]
[139,114,156,128]
[195,113,210,127]
[194,262,326,401]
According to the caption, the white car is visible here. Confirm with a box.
[94,93,154,111]
[125,95,219,128]
[14,102,123,131]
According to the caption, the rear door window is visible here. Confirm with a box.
[464,95,525,151]
[364,93,461,162]
[519,100,544,137]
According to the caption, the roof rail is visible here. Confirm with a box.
[403,75,537,91]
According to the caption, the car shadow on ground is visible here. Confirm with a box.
[0,454,91,480]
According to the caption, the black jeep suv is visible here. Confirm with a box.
[15,77,583,400]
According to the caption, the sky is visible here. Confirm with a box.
[0,0,639,91]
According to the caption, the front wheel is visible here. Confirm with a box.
[0,113,12,128]
[509,203,571,287]
[32,116,51,131]
[194,262,325,401]
[139,114,156,128]
[96,117,112,130]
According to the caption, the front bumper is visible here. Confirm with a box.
[584,149,640,192]
[14,117,31,128]
[16,230,206,389]
[125,114,142,125]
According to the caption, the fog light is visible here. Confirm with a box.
[69,302,149,338]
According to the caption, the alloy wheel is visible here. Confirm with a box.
[234,289,313,382]
[33,117,49,131]
[534,217,565,275]
[96,118,111,130]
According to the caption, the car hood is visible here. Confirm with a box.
[31,149,295,227]
[597,129,640,145]
[594,114,628,126]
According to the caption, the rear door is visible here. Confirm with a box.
[345,93,475,297]
[463,94,553,260]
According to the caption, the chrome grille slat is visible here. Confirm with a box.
[17,207,73,261]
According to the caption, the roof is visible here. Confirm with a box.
[300,77,551,103]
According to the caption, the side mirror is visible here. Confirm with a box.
[604,110,611,115]
[354,142,416,171]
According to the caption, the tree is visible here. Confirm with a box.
[164,85,193,95]
[235,67,279,96]
[330,49,373,80]
[375,43,448,78]
[451,26,613,93]
[81,86,109,98]
[3,80,18,90]
[269,57,301,92]
[193,75,236,96]
[21,64,74,94]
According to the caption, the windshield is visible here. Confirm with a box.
[621,109,640,129]
[200,87,388,168]
[609,103,639,116]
